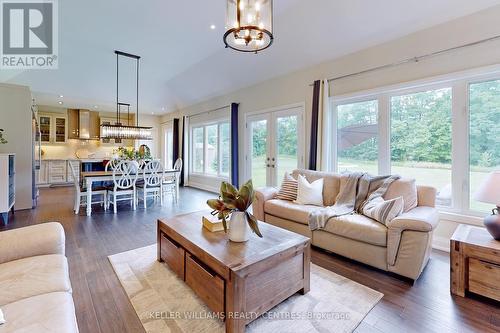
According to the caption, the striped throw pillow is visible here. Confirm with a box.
[362,196,404,225]
[276,172,298,201]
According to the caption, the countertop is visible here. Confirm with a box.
[41,158,108,163]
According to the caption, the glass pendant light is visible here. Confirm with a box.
[223,0,273,53]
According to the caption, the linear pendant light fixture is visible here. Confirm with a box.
[100,50,153,140]
[223,0,273,53]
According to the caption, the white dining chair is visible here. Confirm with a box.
[107,160,139,213]
[69,163,107,214]
[105,158,121,172]
[137,160,163,208]
[162,158,182,203]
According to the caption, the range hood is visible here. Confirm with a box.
[68,109,100,140]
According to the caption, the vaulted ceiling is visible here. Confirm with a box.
[2,0,500,114]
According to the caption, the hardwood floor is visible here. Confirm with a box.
[1,186,499,333]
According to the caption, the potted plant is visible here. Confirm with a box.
[207,180,262,242]
[0,129,7,144]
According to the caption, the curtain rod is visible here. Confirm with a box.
[159,104,231,125]
[187,104,231,118]
[309,34,500,86]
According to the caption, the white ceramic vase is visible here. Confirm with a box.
[228,211,251,242]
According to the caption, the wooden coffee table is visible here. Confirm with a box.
[157,210,310,333]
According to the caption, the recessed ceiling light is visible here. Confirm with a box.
[210,24,216,30]
[59,95,63,98]
[58,101,63,105]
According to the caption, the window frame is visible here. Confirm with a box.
[189,119,231,179]
[328,67,500,219]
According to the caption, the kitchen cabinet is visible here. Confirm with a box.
[67,109,79,139]
[38,113,67,143]
[38,160,81,186]
[48,160,67,184]
[38,161,49,185]
[39,115,51,142]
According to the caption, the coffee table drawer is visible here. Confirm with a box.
[468,258,500,302]
[185,253,224,314]
[160,232,185,279]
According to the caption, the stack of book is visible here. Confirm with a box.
[202,215,227,232]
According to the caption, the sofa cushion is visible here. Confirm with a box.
[293,169,340,206]
[0,292,78,333]
[384,178,418,212]
[295,175,324,206]
[264,199,320,225]
[322,214,388,247]
[0,254,71,306]
[276,172,298,201]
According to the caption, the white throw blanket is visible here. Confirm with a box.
[308,173,400,230]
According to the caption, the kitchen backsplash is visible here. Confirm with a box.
[41,139,133,160]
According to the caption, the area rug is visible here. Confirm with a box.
[109,245,383,333]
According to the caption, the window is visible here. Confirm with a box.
[391,88,452,207]
[191,121,230,178]
[337,100,378,174]
[469,79,500,212]
[220,123,230,177]
[206,124,218,175]
[328,68,500,217]
[164,126,173,168]
[193,127,204,173]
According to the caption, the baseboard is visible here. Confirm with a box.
[432,235,450,253]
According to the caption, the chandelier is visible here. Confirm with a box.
[101,50,153,141]
[223,0,273,53]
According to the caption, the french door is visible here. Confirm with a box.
[246,106,304,187]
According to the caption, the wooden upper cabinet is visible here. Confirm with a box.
[89,111,100,140]
[67,109,79,139]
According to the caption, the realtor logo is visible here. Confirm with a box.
[1,0,58,69]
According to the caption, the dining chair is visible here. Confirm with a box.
[105,158,121,172]
[107,160,139,214]
[137,160,163,208]
[104,158,121,187]
[162,158,182,203]
[69,163,107,214]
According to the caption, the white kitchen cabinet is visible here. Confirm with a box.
[38,113,67,143]
[38,160,49,185]
[48,160,67,184]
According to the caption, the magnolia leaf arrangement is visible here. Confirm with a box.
[207,180,263,238]
[0,129,7,144]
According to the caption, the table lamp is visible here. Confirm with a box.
[474,171,500,240]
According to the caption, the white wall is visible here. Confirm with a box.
[164,6,500,248]
[0,84,33,210]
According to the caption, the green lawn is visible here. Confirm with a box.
[250,156,493,212]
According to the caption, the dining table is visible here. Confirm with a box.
[80,169,179,216]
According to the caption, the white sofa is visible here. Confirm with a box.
[0,222,79,332]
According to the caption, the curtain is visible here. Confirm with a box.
[309,79,330,171]
[180,116,189,186]
[230,103,240,188]
[172,118,180,169]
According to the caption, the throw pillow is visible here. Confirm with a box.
[295,174,324,206]
[276,172,298,201]
[384,178,417,212]
[362,196,404,225]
